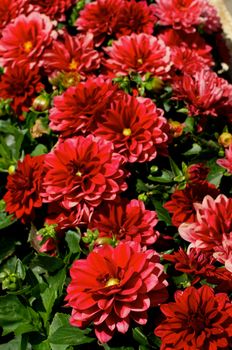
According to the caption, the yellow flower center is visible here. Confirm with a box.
[76,171,82,177]
[122,128,132,137]
[105,277,120,288]
[24,41,33,53]
[137,58,143,64]
[69,59,78,70]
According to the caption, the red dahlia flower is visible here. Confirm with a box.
[173,69,232,118]
[186,163,209,183]
[200,2,222,34]
[27,0,74,20]
[153,0,205,33]
[95,94,169,163]
[164,181,220,227]
[0,0,27,32]
[217,144,232,174]
[4,154,44,224]
[41,135,127,213]
[0,12,55,68]
[155,285,232,350]
[76,0,124,46]
[44,32,101,78]
[0,63,44,116]
[104,33,171,78]
[66,242,168,343]
[49,77,119,137]
[89,199,159,246]
[179,194,232,262]
[115,0,156,37]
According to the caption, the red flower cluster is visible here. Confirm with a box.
[27,0,74,20]
[4,155,44,224]
[89,199,159,246]
[0,0,27,32]
[155,285,232,349]
[66,242,168,343]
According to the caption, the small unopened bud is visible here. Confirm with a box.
[168,119,184,138]
[8,165,15,175]
[32,94,50,112]
[218,132,232,148]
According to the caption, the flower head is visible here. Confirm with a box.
[155,285,232,349]
[104,33,171,78]
[217,144,232,174]
[4,154,44,223]
[66,241,168,343]
[0,12,55,68]
[95,94,169,163]
[89,199,159,246]
[0,0,27,32]
[27,0,74,20]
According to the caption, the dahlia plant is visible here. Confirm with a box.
[0,0,231,349]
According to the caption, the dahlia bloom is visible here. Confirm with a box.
[200,2,222,34]
[66,242,168,343]
[4,154,44,224]
[0,63,44,116]
[164,181,219,227]
[153,0,205,33]
[186,163,209,183]
[214,234,232,273]
[155,285,232,349]
[44,32,101,78]
[179,194,232,267]
[104,33,171,78]
[26,0,74,20]
[95,94,169,163]
[217,144,232,174]
[49,77,119,137]
[173,69,232,118]
[0,0,27,32]
[115,0,156,37]
[76,0,124,46]
[89,199,159,246]
[0,12,55,68]
[41,135,128,214]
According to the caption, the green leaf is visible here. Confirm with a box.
[0,295,37,336]
[169,157,183,177]
[31,144,48,156]
[148,170,173,183]
[48,326,94,345]
[133,327,149,346]
[0,336,30,350]
[0,232,20,263]
[65,230,81,254]
[151,199,172,226]
[183,143,202,156]
[32,340,51,350]
[206,160,225,187]
[30,254,64,273]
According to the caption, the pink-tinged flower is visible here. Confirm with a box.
[49,77,119,137]
[186,163,209,183]
[89,199,159,246]
[4,155,44,224]
[217,144,232,174]
[164,181,220,227]
[94,94,169,163]
[153,0,205,33]
[66,241,168,343]
[104,33,171,78]
[76,0,124,46]
[0,12,55,68]
[43,32,101,78]
[0,0,27,32]
[27,0,74,20]
[115,0,156,37]
[173,69,232,117]
[200,2,222,34]
[214,234,232,273]
[164,247,231,285]
[41,135,128,215]
[155,285,232,350]
[179,194,232,258]
[0,63,44,116]
[159,29,213,65]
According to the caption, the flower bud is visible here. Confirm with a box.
[218,132,232,148]
[168,119,184,138]
[32,94,50,112]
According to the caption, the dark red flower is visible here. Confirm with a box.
[200,2,222,34]
[66,241,168,343]
[76,0,124,46]
[0,12,55,68]
[186,163,209,183]
[49,77,119,137]
[115,0,156,37]
[164,181,220,227]
[89,199,159,246]
[0,63,44,116]
[94,94,169,163]
[0,0,27,33]
[155,285,232,350]
[104,33,171,78]
[41,135,128,217]
[172,69,232,118]
[27,0,74,20]
[43,32,101,78]
[4,154,44,224]
[153,0,205,33]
